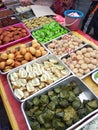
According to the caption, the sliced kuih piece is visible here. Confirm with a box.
[63,106,77,122]
[78,108,87,118]
[72,97,81,110]
[47,101,56,110]
[52,118,66,130]
[60,89,69,99]
[44,122,52,129]
[43,109,55,121]
[32,97,40,106]
[87,100,98,109]
[30,121,40,130]
[40,94,49,105]
[73,86,82,96]
[37,114,45,125]
[54,87,61,94]
[68,91,76,102]
[26,100,33,109]
[59,98,69,107]
[34,110,43,116]
[14,88,24,99]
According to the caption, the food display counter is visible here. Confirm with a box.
[0,1,98,129]
[0,30,98,130]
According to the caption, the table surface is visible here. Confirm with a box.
[0,30,98,130]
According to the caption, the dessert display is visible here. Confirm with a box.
[0,1,98,129]
[0,23,30,49]
[22,76,98,130]
[46,33,85,58]
[0,40,48,73]
[9,5,32,13]
[16,10,35,21]
[62,45,98,78]
[0,9,14,18]
[23,16,54,30]
[7,54,70,102]
[0,16,20,27]
[32,21,69,44]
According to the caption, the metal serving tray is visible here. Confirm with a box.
[15,10,35,21]
[8,4,32,14]
[44,33,86,59]
[0,22,31,49]
[76,112,98,130]
[7,54,71,102]
[21,75,98,130]
[0,41,49,74]
[0,15,20,28]
[61,44,98,79]
[23,15,55,31]
[31,21,70,45]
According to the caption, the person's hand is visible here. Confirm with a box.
[19,0,32,5]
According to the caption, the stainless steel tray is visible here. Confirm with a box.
[7,54,71,102]
[15,10,35,21]
[21,75,98,130]
[44,33,86,59]
[0,41,49,74]
[76,112,98,130]
[31,21,70,44]
[7,4,31,14]
[23,16,55,31]
[61,44,98,79]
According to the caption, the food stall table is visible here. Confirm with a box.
[0,30,98,130]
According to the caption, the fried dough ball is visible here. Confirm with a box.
[81,48,86,53]
[78,69,84,74]
[85,68,90,74]
[87,47,93,52]
[84,57,90,64]
[91,59,97,65]
[72,68,78,74]
[81,63,88,69]
[76,50,82,55]
[77,73,83,77]
[84,53,91,58]
[88,64,95,70]
[90,52,96,57]
[69,64,74,69]
[78,60,84,65]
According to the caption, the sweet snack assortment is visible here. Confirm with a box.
[22,76,98,130]
[62,45,98,78]
[46,33,85,57]
[0,24,29,45]
[0,1,98,130]
[8,55,70,101]
[0,16,20,27]
[23,16,54,30]
[0,40,47,73]
[0,9,14,18]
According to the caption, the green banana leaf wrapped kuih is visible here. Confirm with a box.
[24,80,98,130]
